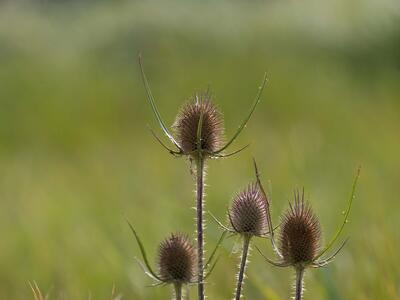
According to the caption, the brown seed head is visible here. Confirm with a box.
[229,183,268,236]
[158,233,196,284]
[173,93,224,157]
[279,191,321,267]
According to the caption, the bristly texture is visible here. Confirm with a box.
[158,233,196,284]
[229,183,268,237]
[279,191,321,267]
[173,93,224,157]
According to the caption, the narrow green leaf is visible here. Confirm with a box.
[315,167,361,260]
[214,73,267,154]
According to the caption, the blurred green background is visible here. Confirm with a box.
[0,0,399,299]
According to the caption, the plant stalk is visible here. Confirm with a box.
[174,283,182,300]
[295,268,305,300]
[196,157,205,300]
[235,236,251,300]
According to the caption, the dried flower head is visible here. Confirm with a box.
[173,94,224,157]
[139,55,267,159]
[228,183,268,237]
[158,233,196,284]
[279,191,321,267]
[257,182,358,271]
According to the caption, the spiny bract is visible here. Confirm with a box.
[173,93,224,157]
[229,183,268,236]
[158,233,196,284]
[279,191,321,267]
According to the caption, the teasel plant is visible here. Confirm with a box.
[126,219,226,299]
[213,183,269,299]
[256,167,361,300]
[209,160,277,299]
[139,55,267,300]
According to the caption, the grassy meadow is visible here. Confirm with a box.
[0,0,399,299]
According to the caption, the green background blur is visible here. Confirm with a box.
[1,0,399,299]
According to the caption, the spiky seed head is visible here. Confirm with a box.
[158,233,196,284]
[279,191,321,267]
[173,93,224,157]
[229,183,268,236]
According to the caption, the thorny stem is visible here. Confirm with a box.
[295,268,304,300]
[174,283,182,300]
[235,236,251,300]
[196,158,205,300]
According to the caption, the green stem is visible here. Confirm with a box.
[196,158,205,300]
[235,236,251,300]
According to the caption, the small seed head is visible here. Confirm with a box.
[279,191,321,267]
[158,233,196,284]
[173,93,224,157]
[229,183,268,236]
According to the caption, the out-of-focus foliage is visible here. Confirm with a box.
[0,0,399,299]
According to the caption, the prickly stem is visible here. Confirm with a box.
[174,283,182,300]
[295,268,304,300]
[196,158,205,300]
[235,236,251,300]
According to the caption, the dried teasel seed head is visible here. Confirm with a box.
[173,93,224,157]
[158,233,196,284]
[279,191,321,267]
[229,183,268,236]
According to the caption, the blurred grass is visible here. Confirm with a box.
[0,0,399,299]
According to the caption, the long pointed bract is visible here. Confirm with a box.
[253,158,282,258]
[214,73,267,154]
[148,126,182,156]
[204,231,228,271]
[138,55,182,150]
[313,238,349,268]
[204,256,220,279]
[255,246,290,267]
[126,219,162,281]
[315,167,360,260]
[134,257,161,281]
[208,211,235,232]
[211,144,250,159]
